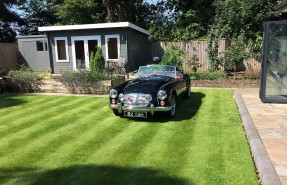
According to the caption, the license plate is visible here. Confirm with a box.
[124,112,147,118]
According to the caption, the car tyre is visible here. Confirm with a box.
[166,94,176,118]
[0,86,3,94]
[112,109,122,116]
[184,83,191,98]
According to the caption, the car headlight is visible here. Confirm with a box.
[157,90,167,100]
[145,94,152,102]
[109,89,118,98]
[118,93,124,101]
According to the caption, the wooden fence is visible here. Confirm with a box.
[148,40,261,73]
[0,43,19,74]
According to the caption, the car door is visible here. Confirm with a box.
[175,72,186,99]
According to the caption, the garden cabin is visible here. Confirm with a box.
[17,35,50,72]
[18,22,150,73]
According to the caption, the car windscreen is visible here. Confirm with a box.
[136,65,176,79]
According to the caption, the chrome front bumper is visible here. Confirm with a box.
[109,103,172,115]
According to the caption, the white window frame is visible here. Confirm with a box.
[105,35,120,61]
[36,40,45,52]
[54,37,69,63]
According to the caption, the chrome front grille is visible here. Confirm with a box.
[123,93,150,107]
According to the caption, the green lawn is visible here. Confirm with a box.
[0,89,258,185]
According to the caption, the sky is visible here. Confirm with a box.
[146,0,158,4]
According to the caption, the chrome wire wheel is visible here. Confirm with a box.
[166,94,176,118]
[171,96,176,116]
[187,87,190,96]
[184,83,191,98]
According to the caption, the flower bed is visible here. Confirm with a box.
[7,67,44,92]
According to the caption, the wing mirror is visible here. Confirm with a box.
[183,74,189,80]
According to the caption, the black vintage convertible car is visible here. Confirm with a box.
[109,65,191,118]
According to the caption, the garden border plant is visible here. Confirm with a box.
[160,43,185,72]
[8,65,44,92]
[58,69,111,94]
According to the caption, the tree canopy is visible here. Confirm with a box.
[0,0,24,42]
[57,0,106,25]
[211,0,282,40]
[18,0,64,34]
[1,0,286,43]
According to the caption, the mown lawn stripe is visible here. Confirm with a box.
[0,98,105,165]
[0,96,71,137]
[34,115,123,167]
[57,122,159,185]
[0,95,47,113]
[0,97,88,152]
[86,122,149,163]
[0,95,59,121]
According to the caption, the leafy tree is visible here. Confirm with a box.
[146,1,172,41]
[103,0,117,22]
[103,0,151,28]
[223,33,248,72]
[166,0,215,39]
[160,44,184,71]
[206,0,284,72]
[57,0,106,25]
[149,0,215,41]
[0,22,16,43]
[18,0,64,34]
[0,0,23,42]
[212,0,281,39]
[125,0,151,29]
[57,0,150,28]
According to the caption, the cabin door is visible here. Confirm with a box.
[71,36,101,70]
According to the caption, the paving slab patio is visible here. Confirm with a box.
[236,88,287,185]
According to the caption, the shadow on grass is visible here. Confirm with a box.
[0,164,190,185]
[0,95,27,109]
[123,92,205,123]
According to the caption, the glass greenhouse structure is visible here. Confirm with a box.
[260,21,287,103]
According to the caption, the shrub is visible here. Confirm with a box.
[160,44,184,71]
[187,54,201,72]
[85,69,107,83]
[8,66,43,92]
[90,46,105,72]
[223,34,248,72]
[189,72,227,80]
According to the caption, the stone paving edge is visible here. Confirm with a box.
[234,89,281,185]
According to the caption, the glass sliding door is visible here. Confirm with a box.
[88,40,98,62]
[71,36,101,70]
[261,21,287,102]
[74,40,85,70]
